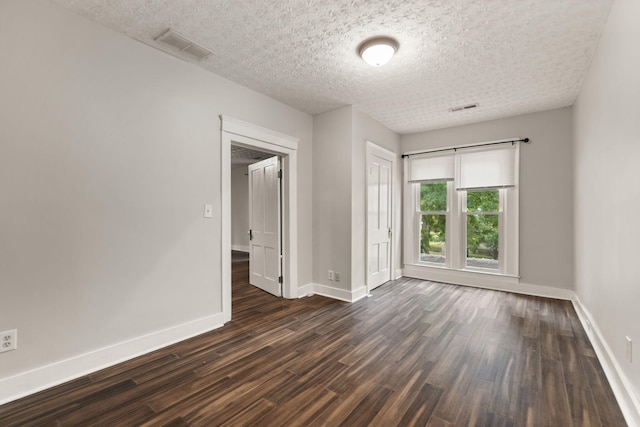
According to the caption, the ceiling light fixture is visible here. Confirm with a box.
[358,36,399,67]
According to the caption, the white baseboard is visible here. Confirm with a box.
[403,265,573,300]
[231,244,249,252]
[395,269,403,280]
[297,283,314,298]
[351,286,368,302]
[0,313,225,406]
[572,297,640,427]
[302,283,366,303]
[508,281,575,300]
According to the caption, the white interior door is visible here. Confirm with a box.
[249,156,282,297]
[367,145,393,291]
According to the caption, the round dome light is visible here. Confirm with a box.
[358,37,399,67]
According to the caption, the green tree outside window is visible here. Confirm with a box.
[420,182,447,257]
[466,190,499,260]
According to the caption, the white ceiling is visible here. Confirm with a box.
[51,0,613,134]
[230,145,272,168]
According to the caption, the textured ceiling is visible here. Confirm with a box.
[51,0,613,134]
[230,145,271,168]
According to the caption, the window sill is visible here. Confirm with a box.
[403,263,520,289]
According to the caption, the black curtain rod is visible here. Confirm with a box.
[401,138,530,158]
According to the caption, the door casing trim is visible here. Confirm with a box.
[221,116,299,322]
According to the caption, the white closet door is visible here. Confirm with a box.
[368,150,393,290]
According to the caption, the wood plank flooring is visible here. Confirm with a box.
[0,255,627,426]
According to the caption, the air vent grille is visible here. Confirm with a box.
[449,103,479,112]
[154,29,213,61]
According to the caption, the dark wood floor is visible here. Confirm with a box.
[0,256,626,426]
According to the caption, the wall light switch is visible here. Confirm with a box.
[203,204,213,218]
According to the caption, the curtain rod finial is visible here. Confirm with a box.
[523,138,530,143]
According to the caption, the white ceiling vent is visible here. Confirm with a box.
[449,103,479,113]
[154,29,213,61]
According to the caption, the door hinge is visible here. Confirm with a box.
[278,169,282,179]
[249,229,253,241]
[278,276,283,284]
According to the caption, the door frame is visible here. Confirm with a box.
[365,140,396,295]
[221,116,299,322]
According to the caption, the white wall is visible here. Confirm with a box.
[312,106,401,296]
[0,0,312,400]
[231,167,249,251]
[402,108,574,290]
[312,106,353,290]
[573,0,640,416]
[352,108,402,288]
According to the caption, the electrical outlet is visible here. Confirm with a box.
[0,329,17,353]
[626,336,632,363]
[334,272,340,282]
[328,270,334,281]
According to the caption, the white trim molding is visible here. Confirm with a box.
[404,264,574,300]
[0,313,224,406]
[220,116,298,151]
[231,244,249,253]
[572,296,640,427]
[297,283,314,298]
[299,283,367,303]
[220,115,300,323]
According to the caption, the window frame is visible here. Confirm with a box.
[403,143,519,281]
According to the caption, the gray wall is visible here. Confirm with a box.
[231,167,249,250]
[312,106,353,290]
[351,108,402,288]
[312,106,401,293]
[402,108,574,290]
[573,0,640,406]
[0,0,313,381]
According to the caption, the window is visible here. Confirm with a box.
[404,144,519,278]
[419,182,448,264]
[465,189,500,270]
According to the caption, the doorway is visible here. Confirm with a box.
[221,116,299,323]
[230,144,282,297]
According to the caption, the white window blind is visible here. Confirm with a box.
[408,153,455,183]
[456,145,517,190]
